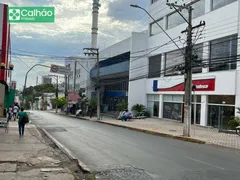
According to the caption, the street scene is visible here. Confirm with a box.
[1,0,240,179]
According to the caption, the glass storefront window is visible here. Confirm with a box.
[163,102,182,121]
[147,95,159,117]
[208,95,235,105]
[208,105,235,129]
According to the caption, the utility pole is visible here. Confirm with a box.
[83,48,100,120]
[167,0,205,137]
[73,60,77,92]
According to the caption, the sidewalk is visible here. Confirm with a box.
[0,120,95,180]
[52,111,240,150]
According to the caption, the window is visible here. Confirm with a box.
[212,0,237,11]
[167,0,205,29]
[165,49,184,75]
[148,54,161,78]
[152,0,158,4]
[209,34,237,72]
[150,18,164,36]
[165,44,203,75]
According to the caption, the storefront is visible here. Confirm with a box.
[142,71,240,128]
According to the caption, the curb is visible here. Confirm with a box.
[36,125,91,173]
[48,112,206,144]
[96,121,206,144]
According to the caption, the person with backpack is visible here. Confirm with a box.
[18,108,28,136]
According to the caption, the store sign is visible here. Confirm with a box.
[153,79,215,92]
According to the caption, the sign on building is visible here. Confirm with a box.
[50,64,71,75]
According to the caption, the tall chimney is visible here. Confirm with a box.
[91,0,100,48]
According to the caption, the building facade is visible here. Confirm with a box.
[128,0,240,129]
[42,76,52,85]
[0,3,11,116]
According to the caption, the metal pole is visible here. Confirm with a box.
[56,75,58,113]
[23,64,50,106]
[183,6,193,137]
[97,50,101,120]
[73,60,77,92]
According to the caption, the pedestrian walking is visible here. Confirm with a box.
[7,106,13,121]
[18,108,27,136]
[13,104,19,121]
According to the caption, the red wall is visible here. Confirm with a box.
[0,4,9,82]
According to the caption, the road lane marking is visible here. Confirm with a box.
[185,156,225,170]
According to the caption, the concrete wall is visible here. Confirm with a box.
[100,38,131,59]
[128,31,149,110]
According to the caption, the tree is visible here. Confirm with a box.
[116,102,128,111]
[51,97,66,108]
[89,98,97,110]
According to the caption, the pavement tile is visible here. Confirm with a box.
[0,121,88,179]
[0,163,17,172]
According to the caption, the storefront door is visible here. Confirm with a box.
[208,105,235,129]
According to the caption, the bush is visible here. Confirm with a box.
[131,104,146,112]
[89,98,97,110]
[144,110,151,118]
[116,102,128,111]
[228,117,240,130]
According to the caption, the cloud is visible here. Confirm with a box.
[107,0,148,21]
[16,35,33,39]
[1,0,149,89]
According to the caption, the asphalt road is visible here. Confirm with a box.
[30,111,240,180]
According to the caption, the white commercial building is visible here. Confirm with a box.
[129,0,240,129]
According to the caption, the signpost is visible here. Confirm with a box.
[50,64,71,75]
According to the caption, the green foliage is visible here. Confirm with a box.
[89,98,97,109]
[227,107,240,130]
[116,102,128,111]
[228,117,240,130]
[51,97,66,108]
[131,104,146,112]
[25,84,56,103]
[144,110,151,118]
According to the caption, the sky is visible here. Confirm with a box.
[2,0,149,89]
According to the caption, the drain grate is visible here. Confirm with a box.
[44,127,67,132]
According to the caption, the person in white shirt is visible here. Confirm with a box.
[13,105,19,121]
[8,106,13,120]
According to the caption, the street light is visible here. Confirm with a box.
[130,4,184,54]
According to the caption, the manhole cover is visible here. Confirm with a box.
[44,127,67,132]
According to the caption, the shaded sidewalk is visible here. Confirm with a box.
[51,111,240,150]
[0,120,94,180]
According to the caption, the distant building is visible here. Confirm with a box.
[42,76,52,85]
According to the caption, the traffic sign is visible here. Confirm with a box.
[50,64,71,75]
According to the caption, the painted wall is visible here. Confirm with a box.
[0,3,9,82]
[128,31,149,110]
[100,37,131,59]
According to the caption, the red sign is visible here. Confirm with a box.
[158,79,215,92]
[68,92,80,102]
